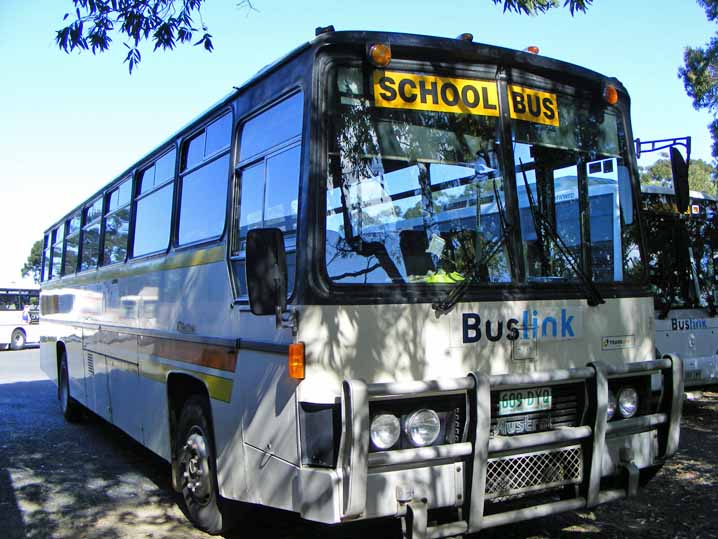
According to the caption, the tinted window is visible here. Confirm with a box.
[183,112,231,171]
[51,225,64,278]
[81,223,101,271]
[205,114,232,157]
[134,184,173,256]
[103,178,131,265]
[85,198,103,222]
[178,155,229,245]
[140,148,176,195]
[64,217,80,276]
[239,93,303,162]
[264,146,300,233]
[42,234,51,281]
[236,163,265,250]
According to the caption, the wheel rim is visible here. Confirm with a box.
[12,331,23,347]
[180,428,212,505]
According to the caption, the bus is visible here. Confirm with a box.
[0,283,40,350]
[40,29,684,537]
[641,184,718,388]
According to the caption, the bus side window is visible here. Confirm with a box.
[81,197,103,271]
[51,225,64,278]
[178,112,232,246]
[232,91,303,299]
[42,233,51,281]
[102,177,132,265]
[134,149,176,257]
[64,213,81,275]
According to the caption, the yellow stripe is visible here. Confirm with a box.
[142,358,233,403]
[42,245,225,290]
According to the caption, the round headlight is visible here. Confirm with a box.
[370,414,400,450]
[618,387,639,418]
[607,390,617,421]
[405,409,441,447]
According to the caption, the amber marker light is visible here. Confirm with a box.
[525,45,540,54]
[603,84,619,105]
[288,342,305,380]
[369,43,392,67]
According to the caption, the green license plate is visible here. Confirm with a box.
[498,387,552,416]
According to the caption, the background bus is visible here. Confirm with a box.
[39,30,683,538]
[641,185,718,388]
[0,283,40,350]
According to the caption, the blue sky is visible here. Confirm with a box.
[0,0,715,283]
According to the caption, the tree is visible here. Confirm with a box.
[679,0,718,159]
[639,154,717,196]
[56,1,589,72]
[21,240,43,284]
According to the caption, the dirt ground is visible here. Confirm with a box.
[1,353,717,539]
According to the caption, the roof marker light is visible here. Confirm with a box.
[368,43,392,67]
[603,84,619,105]
[457,33,474,42]
[524,45,540,54]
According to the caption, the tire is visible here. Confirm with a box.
[59,352,82,422]
[10,329,26,350]
[175,396,236,535]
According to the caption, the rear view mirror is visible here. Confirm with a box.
[246,228,287,317]
[670,147,690,214]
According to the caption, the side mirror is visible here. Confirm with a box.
[245,228,287,318]
[670,146,690,214]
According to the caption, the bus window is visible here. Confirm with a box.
[64,213,81,275]
[178,113,231,246]
[233,93,303,297]
[134,149,175,256]
[81,197,103,271]
[42,234,51,281]
[102,177,131,265]
[51,225,64,278]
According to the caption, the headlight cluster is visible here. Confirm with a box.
[370,408,442,450]
[606,386,639,420]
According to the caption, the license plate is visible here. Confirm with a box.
[498,387,552,416]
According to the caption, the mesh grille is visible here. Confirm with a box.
[485,445,583,501]
[87,353,95,376]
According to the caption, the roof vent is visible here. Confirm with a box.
[315,25,335,36]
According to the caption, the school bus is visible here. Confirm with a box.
[40,29,684,537]
[641,183,718,388]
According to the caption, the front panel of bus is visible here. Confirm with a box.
[283,37,682,532]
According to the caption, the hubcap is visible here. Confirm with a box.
[13,333,22,345]
[180,430,212,504]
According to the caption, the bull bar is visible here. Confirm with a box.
[338,355,683,539]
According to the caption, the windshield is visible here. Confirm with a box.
[324,65,644,289]
[641,192,718,309]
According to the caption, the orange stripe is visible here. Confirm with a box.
[138,335,237,372]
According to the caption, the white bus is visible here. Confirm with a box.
[641,184,718,388]
[40,30,683,538]
[0,283,40,350]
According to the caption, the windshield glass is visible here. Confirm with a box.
[641,192,718,309]
[509,86,642,284]
[324,65,644,288]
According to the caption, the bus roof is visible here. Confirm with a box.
[640,183,717,201]
[44,29,627,235]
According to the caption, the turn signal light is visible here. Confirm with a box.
[288,342,305,380]
[603,84,619,105]
[369,43,392,67]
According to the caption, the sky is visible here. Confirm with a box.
[0,0,716,285]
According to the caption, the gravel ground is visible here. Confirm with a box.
[1,350,717,539]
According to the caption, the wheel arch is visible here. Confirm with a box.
[55,340,67,395]
[166,372,216,491]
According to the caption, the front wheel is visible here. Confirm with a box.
[176,396,236,535]
[59,353,81,422]
[10,329,26,350]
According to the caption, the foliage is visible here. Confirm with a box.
[21,240,43,284]
[679,0,718,159]
[491,0,592,15]
[639,153,717,196]
[56,1,589,73]
[56,1,254,73]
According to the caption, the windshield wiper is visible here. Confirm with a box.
[432,176,511,316]
[519,161,605,307]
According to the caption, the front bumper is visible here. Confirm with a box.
[336,355,683,538]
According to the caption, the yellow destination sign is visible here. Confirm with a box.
[507,84,560,127]
[373,71,500,117]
